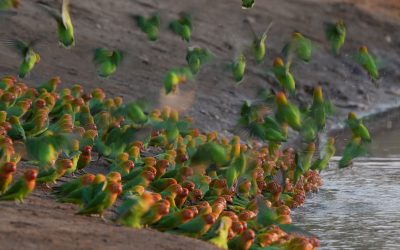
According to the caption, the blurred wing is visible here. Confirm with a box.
[93,48,110,64]
[61,0,72,28]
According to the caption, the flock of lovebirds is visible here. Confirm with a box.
[0,0,377,250]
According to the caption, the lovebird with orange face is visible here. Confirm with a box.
[53,173,95,198]
[275,92,302,131]
[168,213,217,238]
[0,169,37,202]
[36,159,73,185]
[0,162,17,194]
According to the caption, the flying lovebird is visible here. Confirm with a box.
[311,137,336,172]
[135,14,160,41]
[283,32,313,63]
[0,169,38,202]
[275,92,302,131]
[339,136,366,168]
[169,13,192,42]
[241,0,255,9]
[38,0,75,48]
[245,19,272,64]
[231,53,246,84]
[324,20,346,55]
[347,112,371,142]
[93,48,123,78]
[0,0,20,11]
[3,39,40,79]
[164,67,193,94]
[272,57,295,93]
[354,45,380,85]
[186,46,215,74]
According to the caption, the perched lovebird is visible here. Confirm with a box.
[135,14,160,41]
[203,216,232,249]
[38,0,75,48]
[347,112,371,142]
[275,92,302,131]
[339,136,366,168]
[77,181,122,218]
[169,213,217,238]
[283,32,313,63]
[272,57,295,93]
[8,116,26,140]
[0,162,17,194]
[36,159,73,185]
[228,229,255,250]
[76,146,92,172]
[311,137,336,172]
[0,0,20,11]
[231,54,246,84]
[140,199,170,226]
[5,39,40,79]
[0,169,37,202]
[37,76,61,93]
[169,13,192,42]
[354,45,380,84]
[186,46,215,74]
[324,20,346,55]
[93,48,123,78]
[153,208,195,231]
[164,67,193,94]
[52,173,95,198]
[241,0,255,9]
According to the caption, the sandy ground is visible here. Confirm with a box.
[0,0,399,249]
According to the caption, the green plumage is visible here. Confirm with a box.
[93,48,123,78]
[324,20,346,55]
[135,14,160,41]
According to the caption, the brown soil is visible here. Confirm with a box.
[0,0,399,249]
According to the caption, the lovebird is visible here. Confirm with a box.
[0,162,17,194]
[339,136,366,168]
[0,169,37,202]
[228,229,255,250]
[76,146,92,171]
[354,46,380,83]
[275,92,302,131]
[140,199,170,226]
[168,213,217,238]
[308,86,333,131]
[36,159,73,185]
[203,216,233,249]
[153,208,195,231]
[283,32,312,63]
[115,192,155,228]
[301,142,316,173]
[37,76,61,93]
[272,57,295,93]
[231,54,246,84]
[0,0,20,11]
[52,173,95,197]
[241,0,255,9]
[186,46,215,74]
[249,22,272,64]
[5,39,40,79]
[77,181,122,218]
[311,137,336,172]
[347,112,371,142]
[93,48,123,78]
[38,0,75,48]
[135,14,160,41]
[324,20,346,55]
[169,13,192,42]
[164,67,193,94]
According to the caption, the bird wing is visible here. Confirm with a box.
[61,0,72,28]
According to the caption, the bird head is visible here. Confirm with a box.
[123,161,135,172]
[292,32,303,39]
[143,157,157,167]
[157,200,170,215]
[1,121,11,132]
[1,92,15,103]
[108,181,123,195]
[82,174,95,185]
[181,208,195,221]
[182,180,195,191]
[327,137,335,145]
[313,86,324,102]
[275,92,288,106]
[35,53,41,63]
[142,170,155,182]
[93,174,106,184]
[203,213,217,225]
[35,98,46,109]
[82,146,92,154]
[59,159,73,170]
[359,46,369,53]
[107,172,122,183]
[24,169,38,181]
[156,159,170,171]
[242,229,256,241]
[2,162,17,173]
[273,57,285,67]
[166,183,183,195]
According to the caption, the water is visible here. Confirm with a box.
[292,128,400,250]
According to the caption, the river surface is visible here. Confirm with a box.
[292,128,400,250]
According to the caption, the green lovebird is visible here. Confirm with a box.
[25,133,63,169]
[0,162,17,194]
[186,46,215,74]
[37,76,61,93]
[339,136,367,168]
[6,39,40,79]
[283,32,312,63]
[190,142,227,166]
[93,48,123,78]
[168,213,217,238]
[231,53,246,84]
[164,67,193,94]
[52,173,95,198]
[249,22,272,64]
[115,192,154,228]
[324,20,346,55]
[38,0,75,48]
[36,159,73,185]
[6,99,31,118]
[241,0,255,9]
[8,116,26,140]
[272,57,295,93]
[0,0,19,10]
[203,216,232,249]
[153,208,195,231]
[76,181,122,218]
[308,86,334,131]
[0,169,37,202]
[169,13,192,42]
[301,142,316,172]
[347,112,371,142]
[135,14,160,41]
[275,92,302,131]
[228,229,255,250]
[311,137,336,172]
[354,46,380,83]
